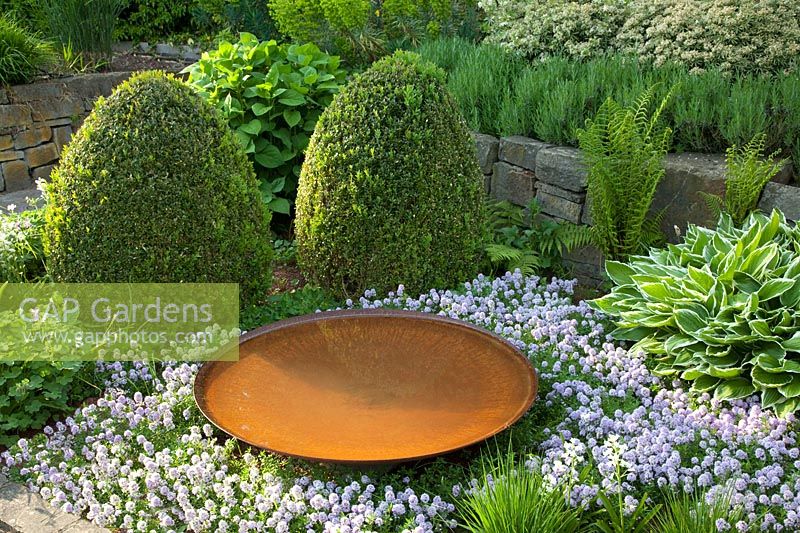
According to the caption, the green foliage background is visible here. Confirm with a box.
[184,35,347,216]
[116,0,195,42]
[0,360,95,446]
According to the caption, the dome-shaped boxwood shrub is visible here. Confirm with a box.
[45,71,272,305]
[295,51,485,297]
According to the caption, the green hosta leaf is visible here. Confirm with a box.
[674,309,706,334]
[645,302,673,314]
[680,368,704,380]
[750,319,773,337]
[714,378,755,400]
[640,282,673,301]
[761,209,782,244]
[665,334,699,354]
[638,314,674,328]
[717,251,739,282]
[706,366,742,379]
[653,363,679,376]
[780,280,800,308]
[781,359,800,373]
[702,350,739,368]
[630,337,665,355]
[774,397,800,417]
[687,265,715,292]
[732,272,762,294]
[758,278,796,301]
[606,261,636,286]
[692,374,721,392]
[673,350,696,366]
[783,332,800,352]
[705,280,726,315]
[610,326,654,341]
[744,292,759,315]
[761,342,787,360]
[779,376,800,399]
[620,309,657,323]
[757,353,786,373]
[631,274,662,286]
[742,245,779,279]
[762,388,784,409]
[751,366,792,388]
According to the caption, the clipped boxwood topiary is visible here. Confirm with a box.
[45,71,272,305]
[295,51,485,297]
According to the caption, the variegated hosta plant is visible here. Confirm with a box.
[590,210,800,416]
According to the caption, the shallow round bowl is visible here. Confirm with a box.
[194,309,537,464]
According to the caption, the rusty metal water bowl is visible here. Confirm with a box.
[194,309,538,464]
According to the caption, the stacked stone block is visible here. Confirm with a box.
[474,132,799,288]
[0,72,133,196]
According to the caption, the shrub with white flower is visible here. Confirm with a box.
[0,200,46,282]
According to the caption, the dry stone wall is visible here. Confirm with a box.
[474,133,800,287]
[0,72,133,196]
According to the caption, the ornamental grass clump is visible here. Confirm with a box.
[45,71,273,306]
[0,13,56,85]
[456,449,582,533]
[591,209,800,416]
[295,51,485,297]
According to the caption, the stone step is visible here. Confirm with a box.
[0,473,108,533]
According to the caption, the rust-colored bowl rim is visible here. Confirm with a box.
[194,308,539,465]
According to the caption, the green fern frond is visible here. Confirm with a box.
[549,222,596,255]
[639,213,666,252]
[485,199,525,232]
[699,191,724,223]
[577,85,673,260]
[485,243,524,264]
[723,132,787,225]
[513,252,545,276]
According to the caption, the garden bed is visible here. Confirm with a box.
[3,271,798,531]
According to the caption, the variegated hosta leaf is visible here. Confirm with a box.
[590,209,800,416]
